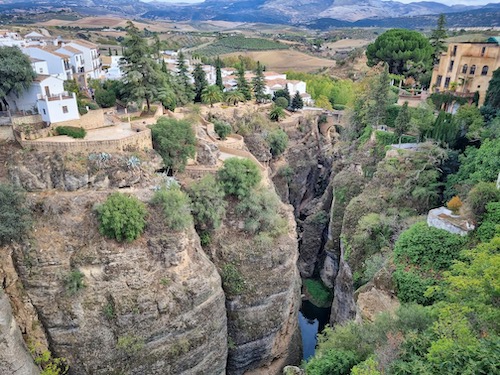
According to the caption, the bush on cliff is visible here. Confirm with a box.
[266,128,289,157]
[151,117,196,173]
[213,120,232,140]
[56,126,86,139]
[96,192,147,242]
[188,175,226,231]
[151,187,192,231]
[236,187,287,236]
[0,183,32,246]
[217,158,261,199]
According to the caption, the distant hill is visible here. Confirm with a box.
[0,0,499,29]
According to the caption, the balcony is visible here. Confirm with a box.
[37,91,75,101]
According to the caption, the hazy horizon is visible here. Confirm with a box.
[142,0,500,4]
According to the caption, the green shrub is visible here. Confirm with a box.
[0,183,32,246]
[305,349,359,375]
[217,158,261,199]
[213,120,232,140]
[64,270,85,295]
[188,175,226,231]
[303,279,333,308]
[275,96,289,109]
[95,88,116,108]
[266,128,289,156]
[97,192,147,242]
[393,221,467,304]
[87,102,99,110]
[333,104,346,111]
[236,188,287,236]
[220,264,245,296]
[55,126,86,139]
[151,187,192,231]
[394,222,467,271]
[476,202,500,242]
[466,182,500,221]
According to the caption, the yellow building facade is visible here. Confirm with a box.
[430,38,500,106]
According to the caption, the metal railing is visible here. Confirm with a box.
[37,91,75,101]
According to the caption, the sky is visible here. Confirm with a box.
[146,0,500,4]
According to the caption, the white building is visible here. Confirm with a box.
[24,47,72,81]
[64,40,102,82]
[57,45,86,85]
[0,30,24,47]
[30,58,49,75]
[6,75,79,124]
[102,55,124,80]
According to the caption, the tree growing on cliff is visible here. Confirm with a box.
[151,187,192,231]
[97,192,147,242]
[0,183,32,246]
[0,46,36,110]
[151,117,196,173]
[236,62,252,101]
[188,175,227,231]
[394,101,410,145]
[201,85,223,107]
[217,158,261,199]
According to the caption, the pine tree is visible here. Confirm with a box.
[215,56,224,92]
[430,15,447,66]
[193,63,208,103]
[120,21,165,112]
[394,101,410,145]
[236,62,251,101]
[291,91,304,111]
[252,61,266,103]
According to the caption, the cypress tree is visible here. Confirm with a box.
[430,15,447,66]
[291,91,304,111]
[236,62,251,101]
[252,61,266,103]
[215,56,224,91]
[193,63,208,103]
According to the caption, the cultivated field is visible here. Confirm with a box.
[323,38,371,51]
[222,50,336,73]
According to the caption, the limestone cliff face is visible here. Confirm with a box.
[208,199,302,374]
[0,289,40,375]
[10,191,228,375]
[8,150,163,192]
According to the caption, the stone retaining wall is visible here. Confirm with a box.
[11,114,42,126]
[20,129,152,154]
[56,109,104,130]
[218,145,266,171]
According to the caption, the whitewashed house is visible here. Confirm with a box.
[102,55,124,80]
[56,45,86,84]
[64,40,102,82]
[23,47,72,81]
[0,30,24,47]
[30,58,49,75]
[7,74,79,124]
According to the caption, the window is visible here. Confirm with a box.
[436,75,442,86]
[462,64,468,74]
[42,109,46,115]
[39,68,43,73]
[444,77,451,89]
[470,65,476,75]
[62,106,68,114]
[452,45,457,56]
[449,60,454,72]
[481,46,486,57]
[481,66,489,76]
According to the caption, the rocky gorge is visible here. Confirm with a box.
[0,143,302,375]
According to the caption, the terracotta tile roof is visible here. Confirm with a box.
[33,74,51,82]
[71,39,98,49]
[60,46,82,54]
